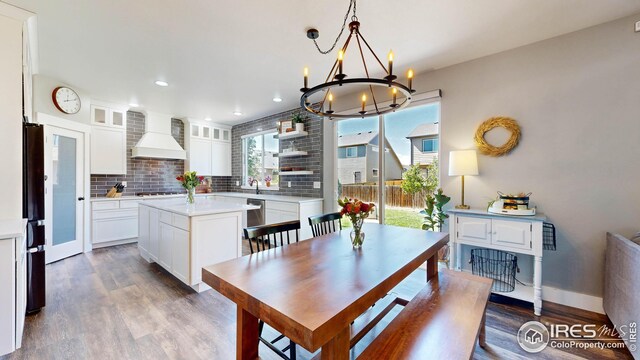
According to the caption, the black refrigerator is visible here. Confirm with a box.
[23,123,46,313]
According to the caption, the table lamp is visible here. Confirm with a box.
[448,150,478,209]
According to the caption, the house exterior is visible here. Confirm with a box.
[406,123,439,167]
[337,131,403,184]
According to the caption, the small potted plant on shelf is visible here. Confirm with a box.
[264,175,272,187]
[292,112,306,132]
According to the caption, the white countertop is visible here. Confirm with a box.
[91,192,323,204]
[140,198,260,217]
[0,219,27,239]
[211,192,323,203]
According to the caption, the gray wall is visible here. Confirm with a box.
[415,14,640,297]
[230,108,323,198]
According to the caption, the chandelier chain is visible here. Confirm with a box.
[312,0,357,55]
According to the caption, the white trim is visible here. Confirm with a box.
[240,128,277,139]
[25,16,38,74]
[0,2,35,21]
[542,285,604,314]
[36,112,92,254]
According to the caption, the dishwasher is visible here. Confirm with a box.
[246,198,265,228]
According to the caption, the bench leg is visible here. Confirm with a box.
[478,312,487,349]
[426,253,438,281]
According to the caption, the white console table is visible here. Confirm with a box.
[448,209,546,315]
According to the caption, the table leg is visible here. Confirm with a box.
[237,307,259,360]
[426,253,438,281]
[321,325,350,360]
[533,255,543,316]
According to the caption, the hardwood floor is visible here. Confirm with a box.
[2,243,632,360]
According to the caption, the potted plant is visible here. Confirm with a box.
[292,112,306,132]
[176,171,204,204]
[420,188,451,262]
[264,175,272,187]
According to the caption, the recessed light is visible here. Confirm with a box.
[204,117,212,121]
[233,111,243,116]
[129,103,139,107]
[273,97,282,102]
[155,80,169,87]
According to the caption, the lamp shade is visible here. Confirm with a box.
[449,150,479,176]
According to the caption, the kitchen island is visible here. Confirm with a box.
[138,198,259,292]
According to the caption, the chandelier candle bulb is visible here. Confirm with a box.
[303,67,309,89]
[361,94,367,112]
[392,87,397,104]
[328,93,333,111]
[388,50,394,76]
[338,50,344,75]
[408,69,414,90]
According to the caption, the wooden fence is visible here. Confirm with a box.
[340,184,426,209]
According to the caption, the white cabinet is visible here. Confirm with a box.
[91,126,127,175]
[189,139,212,175]
[91,105,126,129]
[211,140,231,176]
[456,216,532,251]
[91,200,139,247]
[0,220,26,357]
[184,120,231,176]
[138,204,243,292]
[264,199,324,240]
[449,209,545,315]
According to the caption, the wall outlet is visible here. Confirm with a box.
[636,20,640,32]
[121,181,127,187]
[235,181,239,186]
[288,181,291,188]
[313,182,321,189]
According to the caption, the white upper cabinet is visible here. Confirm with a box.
[90,102,128,175]
[184,119,231,176]
[91,105,126,129]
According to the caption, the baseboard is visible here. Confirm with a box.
[91,238,137,249]
[542,285,604,314]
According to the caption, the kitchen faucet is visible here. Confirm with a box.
[249,178,261,195]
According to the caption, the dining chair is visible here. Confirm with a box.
[308,212,342,237]
[243,220,301,359]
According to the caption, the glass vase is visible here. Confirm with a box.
[350,219,365,248]
[186,187,195,204]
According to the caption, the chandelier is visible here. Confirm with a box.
[300,0,415,119]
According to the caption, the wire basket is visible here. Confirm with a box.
[470,249,519,293]
[543,222,556,251]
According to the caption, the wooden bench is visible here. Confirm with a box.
[358,269,493,360]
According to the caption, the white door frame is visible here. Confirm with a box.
[36,112,92,255]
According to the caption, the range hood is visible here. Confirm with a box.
[132,111,186,160]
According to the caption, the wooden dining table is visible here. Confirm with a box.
[202,223,449,360]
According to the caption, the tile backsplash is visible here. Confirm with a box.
[90,111,229,197]
[230,108,323,198]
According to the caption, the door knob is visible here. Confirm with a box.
[78,197,85,201]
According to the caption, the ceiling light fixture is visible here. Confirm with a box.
[154,80,169,87]
[300,0,415,119]
[273,97,283,102]
[129,103,139,107]
[204,117,212,121]
[233,111,243,116]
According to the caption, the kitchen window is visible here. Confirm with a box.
[242,130,279,188]
[346,146,358,158]
[422,138,438,152]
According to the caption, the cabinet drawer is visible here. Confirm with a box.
[92,201,119,210]
[266,201,298,214]
[93,216,138,243]
[120,200,140,209]
[456,216,492,245]
[160,210,173,224]
[172,214,189,231]
[92,208,138,220]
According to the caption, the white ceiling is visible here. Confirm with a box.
[7,0,640,124]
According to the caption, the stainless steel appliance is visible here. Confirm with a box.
[246,198,265,227]
[23,123,46,313]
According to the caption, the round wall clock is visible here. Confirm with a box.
[52,86,81,114]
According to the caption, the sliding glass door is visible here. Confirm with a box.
[334,101,440,229]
